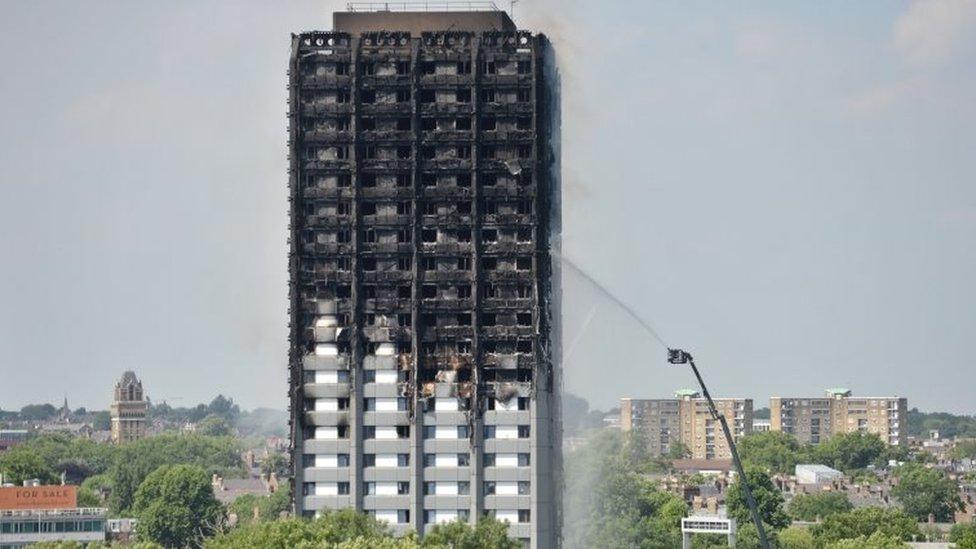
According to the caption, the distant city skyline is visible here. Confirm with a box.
[2,1,975,414]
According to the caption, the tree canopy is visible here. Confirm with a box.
[809,507,920,545]
[891,462,962,521]
[726,469,790,531]
[133,464,225,548]
[787,491,853,522]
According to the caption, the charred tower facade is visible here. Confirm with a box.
[287,8,560,548]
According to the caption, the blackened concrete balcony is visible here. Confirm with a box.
[480,102,534,115]
[359,130,414,143]
[304,382,351,399]
[420,102,474,115]
[360,103,412,116]
[304,130,355,143]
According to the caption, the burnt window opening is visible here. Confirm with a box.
[396,61,411,75]
[361,202,377,215]
[421,313,437,326]
[482,61,496,74]
[362,145,376,159]
[421,229,437,243]
[337,285,352,298]
[397,146,412,159]
[337,202,351,215]
[517,145,532,158]
[422,257,436,271]
[396,426,410,438]
[482,313,497,326]
[422,285,437,298]
[338,257,351,270]
[336,90,351,103]
[396,173,412,187]
[456,117,471,130]
[397,228,412,243]
[337,342,352,354]
[482,174,498,187]
[421,61,436,75]
[360,173,377,187]
[396,88,411,103]
[420,89,435,103]
[457,257,471,270]
[335,146,350,159]
[363,228,377,243]
[483,200,498,214]
[420,146,435,160]
[516,256,532,270]
[482,340,497,353]
[420,342,436,356]
[482,229,498,242]
[362,258,377,271]
[338,174,352,187]
[337,229,351,243]
[482,146,497,159]
[396,116,411,130]
[397,201,411,215]
[365,314,376,326]
[397,256,411,270]
[457,313,472,326]
[456,88,471,103]
[481,88,496,102]
[516,339,533,353]
[456,145,471,159]
[422,118,436,131]
[362,285,377,299]
[517,284,532,298]
[516,116,532,130]
[398,286,411,298]
[335,62,349,75]
[457,341,472,354]
[424,202,439,215]
[457,201,471,214]
[361,90,376,104]
[360,117,376,131]
[422,173,437,187]
[456,229,472,243]
[456,173,471,187]
[518,60,532,74]
[517,313,532,326]
[336,117,351,131]
[517,88,532,102]
[360,61,375,75]
[517,228,532,242]
[457,284,472,298]
[482,258,498,271]
[397,313,412,327]
[482,116,497,130]
[457,60,472,74]
[398,341,412,354]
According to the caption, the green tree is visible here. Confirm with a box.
[738,431,807,475]
[207,395,241,424]
[76,486,101,507]
[811,432,887,473]
[196,414,232,437]
[726,469,789,531]
[261,453,289,478]
[951,439,976,460]
[228,485,291,524]
[422,517,520,548]
[891,463,962,521]
[787,491,853,521]
[825,531,908,548]
[206,510,394,549]
[133,464,225,548]
[810,507,920,545]
[19,403,58,420]
[665,441,691,460]
[778,526,815,549]
[0,446,57,484]
[950,523,976,549]
[92,410,112,431]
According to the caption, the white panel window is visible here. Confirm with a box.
[435,425,458,439]
[375,426,398,440]
[375,370,399,384]
[315,427,338,440]
[435,454,459,467]
[435,398,459,411]
[315,455,338,468]
[435,482,459,496]
[495,510,519,524]
[315,482,338,496]
[495,398,519,411]
[314,344,338,356]
[315,316,338,327]
[375,343,396,356]
[434,510,457,524]
[496,453,519,467]
[495,425,519,439]
[375,454,399,468]
[315,398,338,411]
[375,398,399,412]
[375,510,398,524]
[495,481,519,496]
[315,371,339,384]
[375,481,398,496]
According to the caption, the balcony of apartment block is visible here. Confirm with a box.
[481,297,534,311]
[362,467,412,484]
[304,409,351,426]
[359,241,413,254]
[480,73,534,86]
[479,183,536,198]
[479,129,534,143]
[298,73,353,89]
[360,186,415,199]
[363,410,412,426]
[483,269,534,282]
[420,158,473,171]
[480,158,533,173]
[420,102,474,115]
[359,270,413,284]
[420,212,474,226]
[420,241,474,254]
[480,101,533,115]
[305,214,353,228]
[420,130,475,143]
[300,101,354,115]
[420,325,475,340]
[481,213,536,226]
[360,158,415,171]
[303,382,351,399]
[301,242,354,255]
[421,185,473,199]
[302,186,355,200]
[481,241,535,255]
[359,102,413,116]
[303,354,351,370]
[303,158,353,172]
[419,270,473,284]
[303,495,353,511]
[480,325,534,338]
[361,213,412,226]
[359,74,412,88]
[303,129,355,143]
[364,297,414,311]
[419,73,475,87]
[482,353,535,369]
[359,129,415,143]
[303,466,351,483]
[299,269,353,285]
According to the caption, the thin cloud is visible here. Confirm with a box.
[894,0,976,68]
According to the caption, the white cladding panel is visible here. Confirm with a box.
[315,482,338,496]
[375,398,399,412]
[495,425,518,439]
[375,481,398,496]
[435,482,459,495]
[496,510,519,523]
[315,454,338,468]
[315,427,338,440]
[435,398,459,411]
[375,426,398,440]
[495,398,519,411]
[435,426,458,439]
[496,481,519,496]
[315,398,338,411]
[435,454,458,467]
[375,370,399,384]
[375,454,399,467]
[315,371,339,384]
[496,453,519,467]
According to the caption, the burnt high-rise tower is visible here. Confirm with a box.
[288,6,560,547]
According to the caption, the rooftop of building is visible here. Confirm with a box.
[333,2,516,34]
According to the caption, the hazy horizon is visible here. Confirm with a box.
[2,1,975,414]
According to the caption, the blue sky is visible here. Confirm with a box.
[1,1,974,413]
